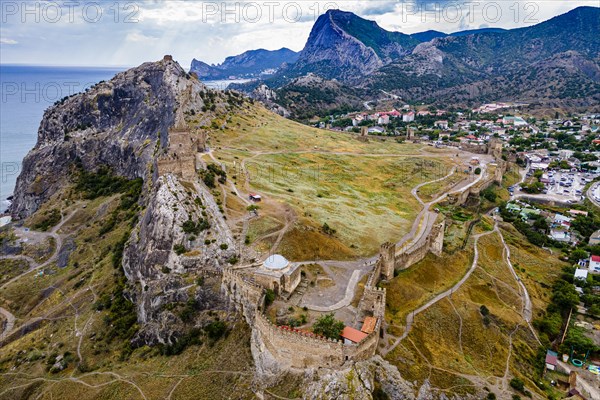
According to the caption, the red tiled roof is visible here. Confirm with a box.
[341,326,368,343]
[592,255,600,262]
[361,317,377,334]
[545,353,558,366]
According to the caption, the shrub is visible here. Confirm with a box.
[322,222,336,236]
[174,244,187,255]
[205,320,227,340]
[510,377,524,391]
[265,289,275,307]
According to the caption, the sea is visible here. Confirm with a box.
[0,64,247,212]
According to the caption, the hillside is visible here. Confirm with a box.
[363,6,600,107]
[0,56,476,399]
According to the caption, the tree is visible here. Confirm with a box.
[552,280,580,313]
[570,249,588,264]
[474,167,482,175]
[312,313,344,339]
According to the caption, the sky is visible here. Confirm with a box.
[0,1,596,68]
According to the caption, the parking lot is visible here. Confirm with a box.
[544,171,590,200]
[513,169,599,204]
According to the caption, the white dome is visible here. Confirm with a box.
[263,254,289,270]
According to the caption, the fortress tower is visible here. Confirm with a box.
[380,242,396,280]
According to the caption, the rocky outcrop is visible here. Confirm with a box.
[251,84,290,117]
[123,174,238,344]
[10,56,246,344]
[10,58,188,219]
[302,356,416,400]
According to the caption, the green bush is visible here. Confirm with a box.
[265,289,275,307]
[174,244,187,255]
[510,377,524,391]
[312,313,344,339]
[205,320,227,340]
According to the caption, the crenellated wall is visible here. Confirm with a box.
[253,284,386,369]
[254,313,345,369]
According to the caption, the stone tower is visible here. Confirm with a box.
[380,242,396,280]
[488,138,503,160]
[429,221,445,257]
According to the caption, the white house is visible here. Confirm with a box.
[589,255,600,274]
[435,120,449,129]
[402,112,415,122]
[575,268,589,281]
[377,115,390,125]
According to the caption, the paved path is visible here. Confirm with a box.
[302,269,362,312]
[587,181,600,208]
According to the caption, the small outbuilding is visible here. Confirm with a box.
[341,326,368,344]
[545,349,558,371]
[249,193,262,202]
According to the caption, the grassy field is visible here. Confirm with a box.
[209,105,461,257]
[499,222,566,317]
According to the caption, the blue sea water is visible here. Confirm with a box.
[0,65,126,211]
[0,65,248,212]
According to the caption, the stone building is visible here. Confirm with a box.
[252,254,302,298]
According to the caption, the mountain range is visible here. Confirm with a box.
[223,6,600,118]
[190,47,298,79]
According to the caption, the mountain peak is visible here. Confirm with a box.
[287,9,419,82]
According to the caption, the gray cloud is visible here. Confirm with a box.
[0,0,594,67]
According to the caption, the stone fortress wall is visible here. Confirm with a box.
[218,261,387,369]
[215,142,508,371]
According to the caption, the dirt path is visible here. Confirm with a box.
[496,222,539,343]
[0,208,79,291]
[0,307,16,340]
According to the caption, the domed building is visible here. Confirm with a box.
[252,254,302,298]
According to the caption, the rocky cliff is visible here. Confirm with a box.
[10,56,244,344]
[10,58,186,219]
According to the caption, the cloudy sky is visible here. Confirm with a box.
[0,1,596,68]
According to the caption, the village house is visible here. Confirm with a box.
[402,111,415,122]
[589,229,600,245]
[435,120,449,129]
[545,350,559,371]
[589,255,600,274]
[377,114,390,125]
